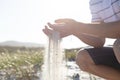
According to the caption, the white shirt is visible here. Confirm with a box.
[89,0,120,23]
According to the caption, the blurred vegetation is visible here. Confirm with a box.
[0,46,44,69]
[65,48,81,61]
[0,46,82,80]
[0,46,44,80]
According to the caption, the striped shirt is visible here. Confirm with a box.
[89,0,120,23]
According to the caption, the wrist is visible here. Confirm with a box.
[72,22,85,35]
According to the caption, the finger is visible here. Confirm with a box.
[47,23,57,30]
[55,19,70,23]
[47,22,65,32]
[42,29,52,36]
[55,18,75,23]
[42,26,53,36]
[45,25,48,29]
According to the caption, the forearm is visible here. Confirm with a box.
[74,21,120,38]
[74,33,105,48]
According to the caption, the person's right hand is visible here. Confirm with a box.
[42,18,79,38]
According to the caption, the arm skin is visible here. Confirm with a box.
[74,21,120,38]
[43,19,105,48]
[45,19,120,39]
[73,21,105,48]
[74,33,105,48]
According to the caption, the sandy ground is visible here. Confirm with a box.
[41,61,106,80]
[65,61,106,80]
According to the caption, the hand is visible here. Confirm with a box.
[42,18,78,38]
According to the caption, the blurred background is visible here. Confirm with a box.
[0,0,114,80]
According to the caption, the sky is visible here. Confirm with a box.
[0,0,115,48]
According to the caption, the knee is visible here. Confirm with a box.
[113,39,120,63]
[76,49,94,71]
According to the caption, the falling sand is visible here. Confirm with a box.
[42,31,66,80]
